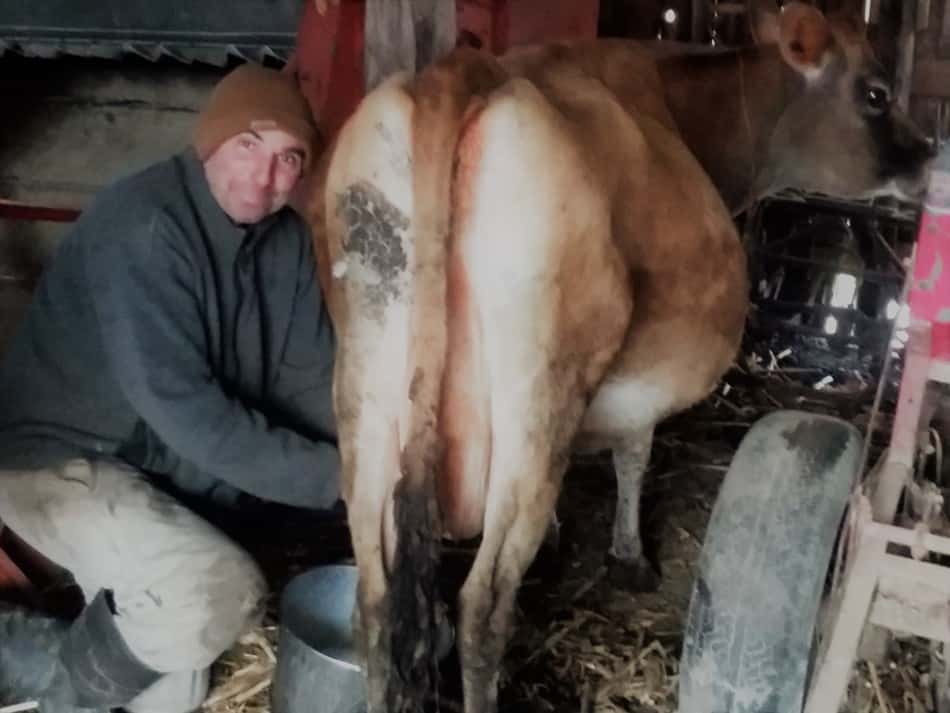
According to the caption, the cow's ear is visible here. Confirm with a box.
[777,2,833,76]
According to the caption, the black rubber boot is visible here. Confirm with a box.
[61,590,162,707]
[0,590,161,712]
[0,600,99,713]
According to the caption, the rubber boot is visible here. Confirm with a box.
[0,599,99,713]
[0,590,161,712]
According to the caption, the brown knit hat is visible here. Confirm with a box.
[193,63,317,168]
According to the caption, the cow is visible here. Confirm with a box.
[301,4,933,712]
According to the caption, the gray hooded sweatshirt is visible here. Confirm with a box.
[0,148,340,509]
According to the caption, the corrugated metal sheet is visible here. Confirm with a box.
[0,0,303,64]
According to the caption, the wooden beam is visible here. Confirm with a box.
[940,0,950,57]
[870,566,950,641]
[864,520,950,557]
[804,543,880,713]
[913,59,950,97]
[896,0,917,110]
[918,0,931,31]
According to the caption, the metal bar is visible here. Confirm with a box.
[747,250,906,284]
[746,320,892,346]
[752,300,898,319]
[872,321,931,520]
[0,199,79,222]
[759,191,922,222]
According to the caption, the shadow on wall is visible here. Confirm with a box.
[0,53,225,210]
[0,219,67,355]
[0,52,226,352]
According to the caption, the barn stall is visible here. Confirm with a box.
[0,1,948,712]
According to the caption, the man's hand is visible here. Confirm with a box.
[315,0,339,14]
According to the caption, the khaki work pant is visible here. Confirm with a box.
[0,458,267,713]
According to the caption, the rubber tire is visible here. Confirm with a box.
[678,410,862,713]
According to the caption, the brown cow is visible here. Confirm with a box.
[503,2,932,590]
[302,4,932,712]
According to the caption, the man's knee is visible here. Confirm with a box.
[0,460,269,671]
[115,539,268,673]
[198,544,268,655]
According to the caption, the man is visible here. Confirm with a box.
[0,63,339,713]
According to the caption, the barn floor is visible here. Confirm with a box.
[203,342,940,713]
[0,245,939,711]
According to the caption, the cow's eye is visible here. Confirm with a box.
[865,84,890,114]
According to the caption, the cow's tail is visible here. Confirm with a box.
[386,50,505,713]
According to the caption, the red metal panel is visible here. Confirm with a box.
[0,529,33,595]
[293,0,600,141]
[909,161,950,360]
[494,0,599,52]
[294,0,366,143]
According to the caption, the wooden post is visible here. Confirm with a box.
[363,0,457,92]
[804,504,881,713]
[896,0,918,111]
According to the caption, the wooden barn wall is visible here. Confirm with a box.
[910,0,950,143]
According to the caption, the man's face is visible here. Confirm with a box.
[204,128,307,224]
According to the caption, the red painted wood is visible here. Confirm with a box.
[293,0,600,142]
[0,534,33,594]
[0,199,80,223]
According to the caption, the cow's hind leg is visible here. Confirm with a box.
[459,469,562,713]
[451,78,631,713]
[323,76,418,713]
[608,426,660,590]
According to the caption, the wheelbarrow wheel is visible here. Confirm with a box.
[678,410,863,713]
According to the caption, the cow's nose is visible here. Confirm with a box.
[907,135,938,165]
[916,134,939,161]
[926,138,939,160]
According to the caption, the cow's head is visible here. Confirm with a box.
[752,2,933,202]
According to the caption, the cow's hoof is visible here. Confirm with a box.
[606,553,661,592]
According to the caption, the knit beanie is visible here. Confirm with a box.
[192,63,317,168]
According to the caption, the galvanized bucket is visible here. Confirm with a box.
[271,564,366,713]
